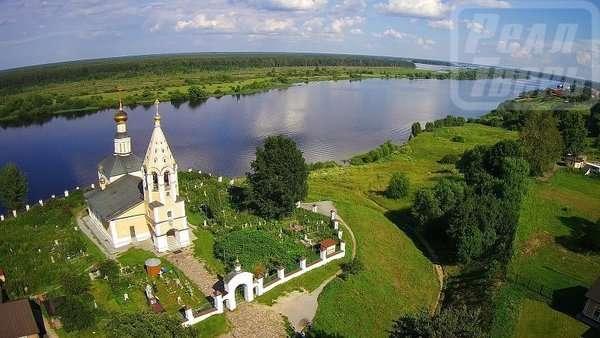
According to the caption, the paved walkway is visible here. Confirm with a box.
[163,247,220,297]
[220,303,287,338]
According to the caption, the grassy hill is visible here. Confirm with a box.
[492,170,600,338]
[307,123,516,337]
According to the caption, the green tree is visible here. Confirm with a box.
[391,305,484,338]
[247,135,308,219]
[425,122,435,132]
[104,312,197,338]
[57,295,96,332]
[187,86,207,102]
[60,272,90,297]
[556,109,587,155]
[588,102,600,137]
[520,111,563,176]
[0,163,28,210]
[411,122,422,137]
[412,189,441,226]
[386,172,410,199]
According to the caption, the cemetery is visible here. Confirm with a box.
[89,248,210,315]
[179,171,341,277]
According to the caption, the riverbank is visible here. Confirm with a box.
[0,59,522,127]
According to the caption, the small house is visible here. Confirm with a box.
[581,277,600,327]
[0,299,45,338]
[320,239,337,255]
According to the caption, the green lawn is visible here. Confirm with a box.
[514,299,589,338]
[493,170,600,338]
[307,123,516,337]
[0,191,104,297]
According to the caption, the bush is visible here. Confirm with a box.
[425,122,435,132]
[411,122,422,137]
[439,154,460,164]
[60,272,90,297]
[104,312,197,338]
[451,135,465,143]
[307,161,339,171]
[57,295,96,332]
[214,229,308,272]
[349,141,398,165]
[386,172,410,199]
[340,260,364,279]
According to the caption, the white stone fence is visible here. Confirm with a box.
[182,205,347,327]
[182,241,345,327]
[0,185,88,222]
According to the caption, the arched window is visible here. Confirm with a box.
[164,171,170,188]
[152,172,159,191]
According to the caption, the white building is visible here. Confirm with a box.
[85,100,190,252]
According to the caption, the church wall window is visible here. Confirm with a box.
[152,172,159,191]
[164,171,170,188]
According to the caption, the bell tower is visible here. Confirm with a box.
[114,100,132,156]
[142,99,190,252]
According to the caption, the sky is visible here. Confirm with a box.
[0,0,598,80]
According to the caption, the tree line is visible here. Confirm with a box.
[0,53,415,93]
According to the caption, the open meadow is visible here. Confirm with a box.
[306,123,516,337]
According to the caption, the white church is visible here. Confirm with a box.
[84,100,190,253]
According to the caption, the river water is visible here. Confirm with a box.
[0,77,557,204]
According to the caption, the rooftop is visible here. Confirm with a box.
[99,153,143,179]
[85,174,144,222]
[0,299,42,338]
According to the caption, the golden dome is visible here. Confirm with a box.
[114,99,128,123]
[114,109,128,123]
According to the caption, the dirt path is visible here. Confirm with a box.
[271,274,337,332]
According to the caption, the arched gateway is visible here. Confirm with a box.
[222,261,255,311]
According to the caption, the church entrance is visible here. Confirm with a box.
[166,228,179,251]
[129,226,136,242]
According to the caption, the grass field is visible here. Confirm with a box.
[306,123,516,337]
[492,170,600,338]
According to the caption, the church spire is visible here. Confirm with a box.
[154,99,161,127]
[113,99,131,156]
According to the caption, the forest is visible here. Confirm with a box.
[0,53,415,93]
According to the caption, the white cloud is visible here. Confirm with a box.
[376,0,449,18]
[428,19,455,30]
[303,17,325,33]
[175,13,237,32]
[329,16,365,34]
[256,18,296,33]
[334,0,367,13]
[417,37,436,48]
[382,28,407,39]
[242,0,327,11]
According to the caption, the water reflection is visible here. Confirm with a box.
[0,78,556,203]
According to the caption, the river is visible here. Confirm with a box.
[0,77,557,204]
